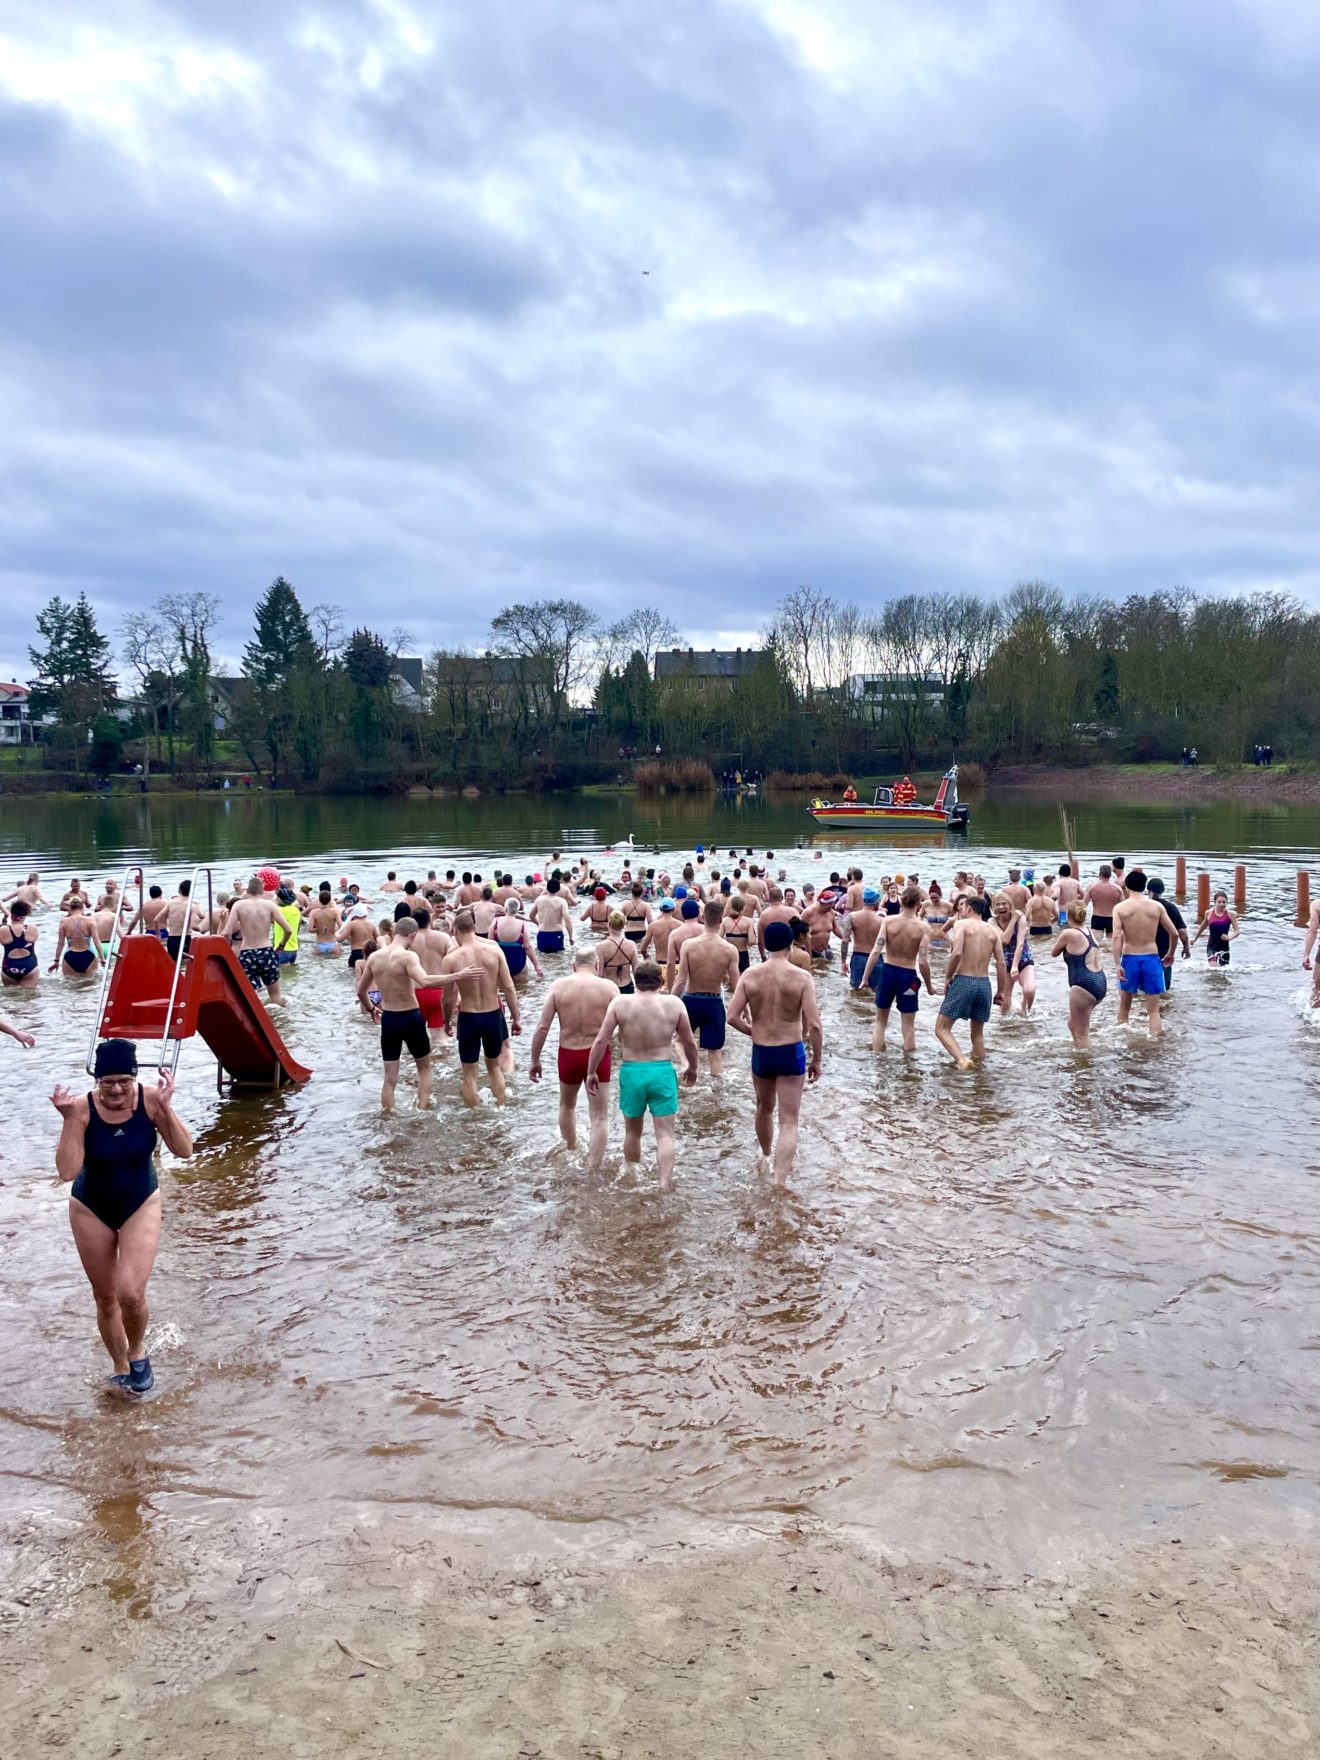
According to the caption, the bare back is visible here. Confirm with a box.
[732,959,818,1047]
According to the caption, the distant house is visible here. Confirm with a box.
[390,656,426,710]
[654,648,760,689]
[0,682,35,745]
[209,676,245,733]
[846,675,945,725]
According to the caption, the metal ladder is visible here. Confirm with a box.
[86,864,216,1080]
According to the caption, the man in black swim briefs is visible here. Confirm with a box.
[354,915,475,1109]
[727,920,823,1185]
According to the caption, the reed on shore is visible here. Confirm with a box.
[634,758,717,795]
[764,769,851,793]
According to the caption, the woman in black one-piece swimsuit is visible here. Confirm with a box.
[51,1039,193,1398]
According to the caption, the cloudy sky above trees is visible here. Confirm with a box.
[1,0,1315,677]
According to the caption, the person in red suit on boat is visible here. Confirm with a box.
[841,784,858,803]
[893,776,917,806]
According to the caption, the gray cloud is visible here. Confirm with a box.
[0,0,1314,680]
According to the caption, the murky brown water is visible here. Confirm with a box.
[2,801,1318,1640]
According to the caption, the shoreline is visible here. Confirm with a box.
[990,763,1320,804]
[0,762,1316,803]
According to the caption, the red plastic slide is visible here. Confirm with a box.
[98,935,312,1087]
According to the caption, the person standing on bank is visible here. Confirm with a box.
[50,1039,193,1397]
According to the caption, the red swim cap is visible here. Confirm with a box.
[594,886,608,900]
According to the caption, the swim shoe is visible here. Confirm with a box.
[128,1357,154,1394]
[104,1373,133,1395]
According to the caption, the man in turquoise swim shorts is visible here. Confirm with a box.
[586,960,698,1191]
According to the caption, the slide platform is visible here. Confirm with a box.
[98,935,312,1088]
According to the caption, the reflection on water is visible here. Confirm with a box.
[1,798,1317,1632]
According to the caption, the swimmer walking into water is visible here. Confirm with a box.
[440,911,523,1105]
[529,947,620,1162]
[1112,869,1178,1036]
[586,961,697,1192]
[1304,898,1320,1008]
[354,915,473,1110]
[51,1039,193,1397]
[672,900,739,1077]
[727,920,823,1184]
[935,899,1008,1069]
[863,886,933,1052]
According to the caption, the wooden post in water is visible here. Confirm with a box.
[1234,865,1247,913]
[1196,871,1211,921]
[1299,871,1312,928]
[1175,855,1187,899]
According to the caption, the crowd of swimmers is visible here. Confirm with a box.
[4,847,1318,1401]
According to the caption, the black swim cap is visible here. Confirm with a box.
[764,921,793,952]
[93,1038,138,1078]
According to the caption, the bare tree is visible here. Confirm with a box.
[608,608,680,671]
[309,603,346,667]
[773,585,834,702]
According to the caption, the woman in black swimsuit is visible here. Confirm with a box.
[48,903,104,978]
[1,900,40,987]
[596,911,639,993]
[621,884,652,945]
[1051,901,1108,1048]
[51,1039,193,1397]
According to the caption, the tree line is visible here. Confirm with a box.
[18,576,1319,788]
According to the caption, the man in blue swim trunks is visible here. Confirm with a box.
[530,877,573,955]
[586,961,697,1191]
[672,900,739,1077]
[728,920,822,1185]
[864,885,934,1053]
[1112,868,1177,1037]
[840,887,885,994]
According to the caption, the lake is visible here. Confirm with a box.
[2,787,1317,1753]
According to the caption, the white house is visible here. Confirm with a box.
[846,675,945,723]
[0,682,36,744]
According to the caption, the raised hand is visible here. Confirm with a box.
[50,1084,79,1118]
[156,1067,176,1107]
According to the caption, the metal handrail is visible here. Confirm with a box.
[84,864,145,1074]
[155,865,215,1076]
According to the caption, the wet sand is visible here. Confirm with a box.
[6,1522,1315,1756]
[2,831,1318,1755]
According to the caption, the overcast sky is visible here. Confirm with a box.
[1,0,1316,680]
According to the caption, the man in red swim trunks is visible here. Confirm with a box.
[527,946,619,1163]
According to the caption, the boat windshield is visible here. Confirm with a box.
[872,788,893,806]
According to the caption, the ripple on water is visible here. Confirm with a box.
[2,829,1318,1601]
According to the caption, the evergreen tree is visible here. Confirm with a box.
[28,596,75,716]
[67,593,116,708]
[343,628,393,690]
[243,577,318,691]
[241,578,320,783]
[1094,652,1120,721]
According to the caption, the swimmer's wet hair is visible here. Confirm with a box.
[609,910,625,929]
[634,960,663,990]
[453,909,475,933]
[1066,901,1086,925]
[394,915,418,935]
[704,900,723,927]
[573,945,597,965]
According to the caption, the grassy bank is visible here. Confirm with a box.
[993,762,1320,803]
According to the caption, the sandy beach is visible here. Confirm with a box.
[6,1515,1315,1758]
